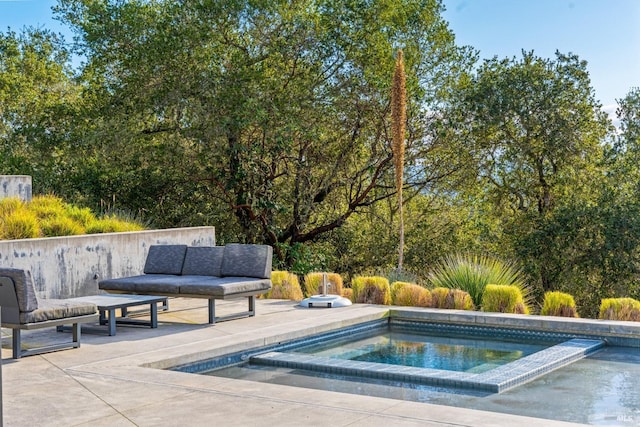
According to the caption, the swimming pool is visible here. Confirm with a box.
[169,312,640,425]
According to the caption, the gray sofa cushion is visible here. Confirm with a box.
[99,274,183,294]
[179,276,272,297]
[143,245,187,275]
[182,246,224,276]
[20,299,96,324]
[0,268,39,312]
[220,244,273,279]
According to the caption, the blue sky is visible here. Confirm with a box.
[1,0,638,114]
[442,0,640,115]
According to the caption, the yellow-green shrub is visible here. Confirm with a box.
[303,272,344,297]
[481,284,529,314]
[541,291,579,317]
[29,194,67,219]
[351,276,391,305]
[599,298,640,321]
[64,206,95,227]
[342,287,353,301]
[40,216,86,237]
[0,209,40,239]
[431,287,475,310]
[0,197,24,217]
[262,271,304,301]
[86,216,145,234]
[391,282,431,307]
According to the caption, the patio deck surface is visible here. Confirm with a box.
[1,298,588,426]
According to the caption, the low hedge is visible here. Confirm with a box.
[351,276,391,305]
[599,298,640,321]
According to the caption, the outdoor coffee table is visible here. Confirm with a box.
[66,294,169,336]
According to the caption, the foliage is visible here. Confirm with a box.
[303,272,343,298]
[54,0,475,268]
[0,209,40,239]
[40,216,85,237]
[351,276,391,305]
[428,253,530,309]
[391,282,431,307]
[0,195,145,238]
[263,271,303,301]
[430,287,474,310]
[85,216,145,234]
[598,298,640,322]
[540,291,579,318]
[481,284,529,314]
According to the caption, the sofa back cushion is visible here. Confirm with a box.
[221,244,273,279]
[0,268,39,312]
[143,245,188,275]
[181,246,224,277]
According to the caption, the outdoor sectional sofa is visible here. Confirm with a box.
[98,243,273,323]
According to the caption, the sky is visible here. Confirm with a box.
[0,0,638,118]
[442,0,640,118]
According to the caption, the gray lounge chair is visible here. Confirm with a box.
[0,268,98,359]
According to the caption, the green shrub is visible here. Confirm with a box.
[0,209,40,239]
[86,216,145,234]
[599,298,640,321]
[262,271,304,301]
[351,276,391,305]
[40,216,86,237]
[428,253,530,309]
[431,287,475,310]
[391,282,431,307]
[481,284,529,314]
[303,272,344,297]
[541,291,579,317]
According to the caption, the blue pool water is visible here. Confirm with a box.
[290,331,547,374]
[178,320,638,425]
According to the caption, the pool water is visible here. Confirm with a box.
[290,331,548,374]
[209,346,640,426]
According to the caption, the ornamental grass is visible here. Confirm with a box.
[391,282,431,307]
[481,284,529,314]
[262,271,304,301]
[599,298,640,321]
[430,287,474,310]
[428,253,531,309]
[351,276,391,305]
[541,291,579,317]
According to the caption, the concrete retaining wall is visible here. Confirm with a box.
[0,227,215,299]
[0,175,32,202]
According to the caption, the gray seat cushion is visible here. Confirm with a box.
[99,274,183,294]
[220,244,273,279]
[143,245,187,275]
[181,246,224,276]
[20,299,96,324]
[179,276,272,297]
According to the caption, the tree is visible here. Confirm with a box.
[453,51,610,294]
[0,28,80,193]
[55,0,474,267]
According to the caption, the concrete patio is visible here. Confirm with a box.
[1,298,588,426]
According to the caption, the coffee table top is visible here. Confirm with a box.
[69,294,167,309]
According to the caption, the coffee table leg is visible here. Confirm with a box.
[107,308,117,336]
[150,302,158,328]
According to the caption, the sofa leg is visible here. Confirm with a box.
[248,296,256,317]
[72,322,81,345]
[208,299,216,324]
[12,328,21,359]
